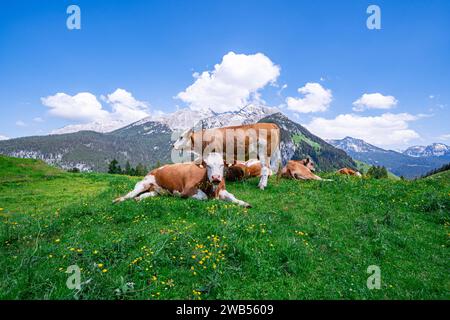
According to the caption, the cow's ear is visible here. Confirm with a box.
[305,158,310,164]
[196,160,206,169]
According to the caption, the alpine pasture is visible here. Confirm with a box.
[0,155,448,299]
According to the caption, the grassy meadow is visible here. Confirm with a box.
[0,155,449,300]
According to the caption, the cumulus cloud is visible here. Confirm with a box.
[105,88,150,123]
[176,52,280,112]
[352,93,398,112]
[41,89,150,124]
[304,113,421,148]
[0,135,9,140]
[41,92,109,122]
[286,83,332,113]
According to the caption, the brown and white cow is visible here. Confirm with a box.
[337,168,362,177]
[172,123,281,190]
[281,159,323,180]
[225,159,272,181]
[297,158,316,172]
[113,153,251,207]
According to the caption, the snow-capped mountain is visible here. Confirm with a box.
[328,137,450,179]
[51,119,131,135]
[199,104,279,130]
[326,137,386,153]
[403,143,450,157]
[51,104,277,134]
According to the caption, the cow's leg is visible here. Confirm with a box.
[134,191,158,201]
[191,189,208,200]
[257,139,270,190]
[218,189,251,208]
[113,175,155,203]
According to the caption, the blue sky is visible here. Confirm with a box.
[0,0,449,149]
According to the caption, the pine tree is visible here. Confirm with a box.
[108,159,123,174]
[367,165,388,179]
[135,163,147,176]
[124,161,132,175]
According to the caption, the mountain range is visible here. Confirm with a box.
[0,105,354,173]
[403,143,450,158]
[1,106,448,178]
[327,137,450,178]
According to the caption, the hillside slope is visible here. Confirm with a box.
[1,155,448,300]
[0,122,172,172]
[259,113,356,171]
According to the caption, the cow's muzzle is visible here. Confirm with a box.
[211,175,222,185]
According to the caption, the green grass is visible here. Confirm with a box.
[0,155,449,300]
[292,133,321,152]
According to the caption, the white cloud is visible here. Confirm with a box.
[0,135,9,140]
[352,93,398,112]
[41,88,150,124]
[41,92,109,122]
[176,51,280,112]
[105,88,150,123]
[438,133,450,141]
[304,113,421,148]
[16,120,27,127]
[33,117,44,123]
[286,83,332,113]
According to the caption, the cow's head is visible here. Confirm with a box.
[203,152,225,185]
[225,165,246,182]
[300,158,316,172]
[173,128,193,150]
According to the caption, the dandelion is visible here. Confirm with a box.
[97,263,104,268]
[55,239,61,243]
[102,269,108,273]
[48,254,53,258]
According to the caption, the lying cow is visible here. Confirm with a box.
[337,168,362,177]
[172,123,281,190]
[225,159,272,181]
[297,157,316,172]
[281,159,324,180]
[113,153,251,208]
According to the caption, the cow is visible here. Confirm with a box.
[113,152,251,208]
[297,157,316,172]
[281,159,323,180]
[172,123,281,190]
[225,159,272,181]
[337,168,362,177]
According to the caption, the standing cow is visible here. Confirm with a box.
[113,153,251,208]
[172,123,281,190]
